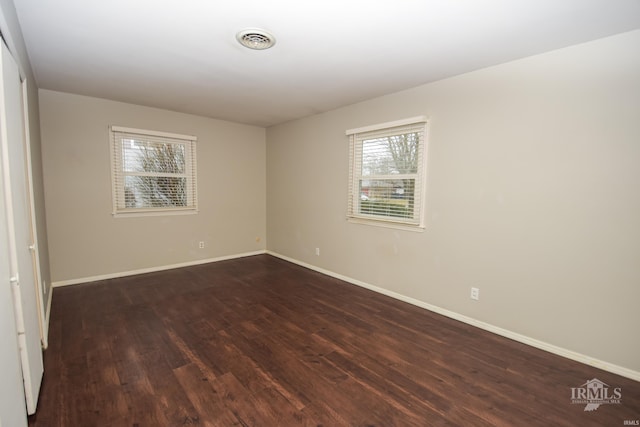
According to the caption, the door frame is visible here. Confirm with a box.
[19,78,47,348]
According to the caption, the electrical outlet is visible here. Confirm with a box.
[470,287,480,301]
[198,241,205,249]
[315,247,320,256]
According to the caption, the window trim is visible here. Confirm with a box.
[109,125,198,217]
[346,116,428,231]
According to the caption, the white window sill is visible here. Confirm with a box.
[113,208,198,218]
[347,216,425,232]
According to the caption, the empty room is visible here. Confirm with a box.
[0,1,639,426]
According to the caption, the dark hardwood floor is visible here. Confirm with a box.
[29,255,639,426]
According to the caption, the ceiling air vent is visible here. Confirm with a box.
[236,29,276,50]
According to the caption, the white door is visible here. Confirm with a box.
[0,134,27,427]
[0,40,43,415]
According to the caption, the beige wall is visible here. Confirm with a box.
[40,90,266,283]
[0,0,52,316]
[266,31,640,373]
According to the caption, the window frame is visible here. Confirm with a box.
[346,116,428,231]
[109,125,198,217]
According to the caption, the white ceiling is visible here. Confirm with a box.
[13,0,640,127]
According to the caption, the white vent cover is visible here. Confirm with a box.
[236,29,276,50]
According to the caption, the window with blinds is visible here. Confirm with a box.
[347,117,427,229]
[110,126,197,216]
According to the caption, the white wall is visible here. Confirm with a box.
[266,30,640,375]
[40,90,267,283]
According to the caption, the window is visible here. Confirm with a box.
[110,126,197,216]
[347,117,427,230]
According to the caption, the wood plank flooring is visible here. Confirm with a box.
[29,255,639,426]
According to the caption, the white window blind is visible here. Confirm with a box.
[110,126,197,216]
[347,117,427,229]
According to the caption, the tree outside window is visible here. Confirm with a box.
[110,126,197,216]
[347,118,427,229]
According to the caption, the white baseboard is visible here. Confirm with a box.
[266,250,640,383]
[51,250,267,288]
